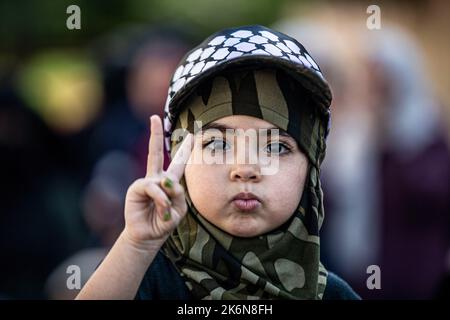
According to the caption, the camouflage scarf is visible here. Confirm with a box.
[163,68,329,299]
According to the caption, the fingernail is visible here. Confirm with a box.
[163,210,171,221]
[163,177,173,189]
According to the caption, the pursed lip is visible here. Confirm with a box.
[232,192,261,202]
[231,192,262,212]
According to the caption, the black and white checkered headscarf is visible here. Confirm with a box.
[163,25,332,153]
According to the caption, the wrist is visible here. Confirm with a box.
[120,229,167,257]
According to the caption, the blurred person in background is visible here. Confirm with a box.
[88,25,191,174]
[366,25,450,300]
[277,10,450,299]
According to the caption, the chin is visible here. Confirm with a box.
[225,222,264,238]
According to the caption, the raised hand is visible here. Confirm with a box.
[123,115,193,249]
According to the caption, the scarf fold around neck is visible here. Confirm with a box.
[163,68,329,300]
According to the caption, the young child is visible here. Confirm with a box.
[77,25,359,300]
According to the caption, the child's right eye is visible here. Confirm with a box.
[203,138,230,151]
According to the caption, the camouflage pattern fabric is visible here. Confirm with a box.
[162,68,329,300]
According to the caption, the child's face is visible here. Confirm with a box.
[184,115,308,237]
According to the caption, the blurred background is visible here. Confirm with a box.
[0,0,449,299]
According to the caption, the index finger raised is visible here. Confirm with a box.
[146,115,164,177]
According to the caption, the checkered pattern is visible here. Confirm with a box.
[163,25,331,152]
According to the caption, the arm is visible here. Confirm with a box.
[75,232,164,300]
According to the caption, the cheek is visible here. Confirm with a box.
[268,158,308,214]
[184,163,225,210]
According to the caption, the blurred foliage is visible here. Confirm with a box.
[0,0,293,54]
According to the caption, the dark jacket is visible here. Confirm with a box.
[136,251,361,300]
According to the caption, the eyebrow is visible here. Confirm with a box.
[201,122,293,138]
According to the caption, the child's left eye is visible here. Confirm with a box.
[264,142,290,155]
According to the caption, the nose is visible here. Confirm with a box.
[229,164,261,182]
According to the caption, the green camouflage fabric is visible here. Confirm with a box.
[163,68,329,300]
